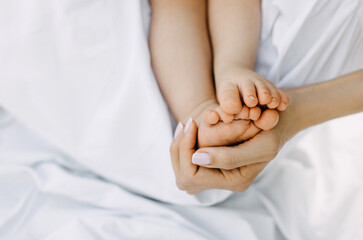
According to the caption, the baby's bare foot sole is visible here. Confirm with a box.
[198,119,260,147]
[198,106,279,148]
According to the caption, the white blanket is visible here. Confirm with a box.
[0,0,362,239]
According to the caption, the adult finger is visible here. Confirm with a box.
[192,131,280,170]
[170,122,183,176]
[179,118,199,177]
[193,162,267,192]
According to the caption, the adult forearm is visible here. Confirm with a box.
[292,69,363,135]
[149,0,215,122]
[194,69,363,171]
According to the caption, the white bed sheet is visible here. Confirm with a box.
[1,109,362,239]
[0,0,362,239]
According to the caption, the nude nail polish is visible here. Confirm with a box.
[184,117,192,133]
[174,122,183,139]
[192,153,211,165]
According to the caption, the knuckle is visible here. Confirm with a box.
[220,155,235,170]
[176,180,185,191]
[227,157,237,170]
[177,180,188,191]
[240,167,260,182]
[231,178,251,193]
[212,152,223,166]
[170,142,177,154]
[229,180,247,193]
[224,180,236,191]
[178,175,193,191]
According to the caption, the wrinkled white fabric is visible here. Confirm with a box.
[0,0,231,205]
[0,111,281,239]
[257,0,363,87]
[0,0,362,239]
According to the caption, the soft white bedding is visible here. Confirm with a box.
[0,0,362,239]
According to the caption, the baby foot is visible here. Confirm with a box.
[198,68,288,147]
[198,106,279,148]
[216,68,289,115]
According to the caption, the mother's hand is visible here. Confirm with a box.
[173,70,363,193]
[195,68,363,171]
[193,90,299,170]
[171,119,268,194]
[171,89,300,194]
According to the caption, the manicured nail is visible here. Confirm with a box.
[174,122,183,139]
[192,153,211,165]
[249,95,257,100]
[184,117,192,133]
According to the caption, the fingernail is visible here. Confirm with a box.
[192,153,211,165]
[249,95,256,100]
[184,117,192,133]
[174,122,183,139]
[272,97,278,102]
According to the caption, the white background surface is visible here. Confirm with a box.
[0,0,362,239]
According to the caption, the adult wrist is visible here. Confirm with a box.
[280,88,308,140]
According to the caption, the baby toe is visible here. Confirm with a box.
[218,82,242,115]
[249,107,261,121]
[255,81,272,105]
[203,109,220,125]
[215,106,235,124]
[240,81,258,107]
[236,106,250,120]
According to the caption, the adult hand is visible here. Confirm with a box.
[194,68,363,171]
[171,90,299,194]
[171,118,274,194]
[192,90,299,170]
[172,70,363,194]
